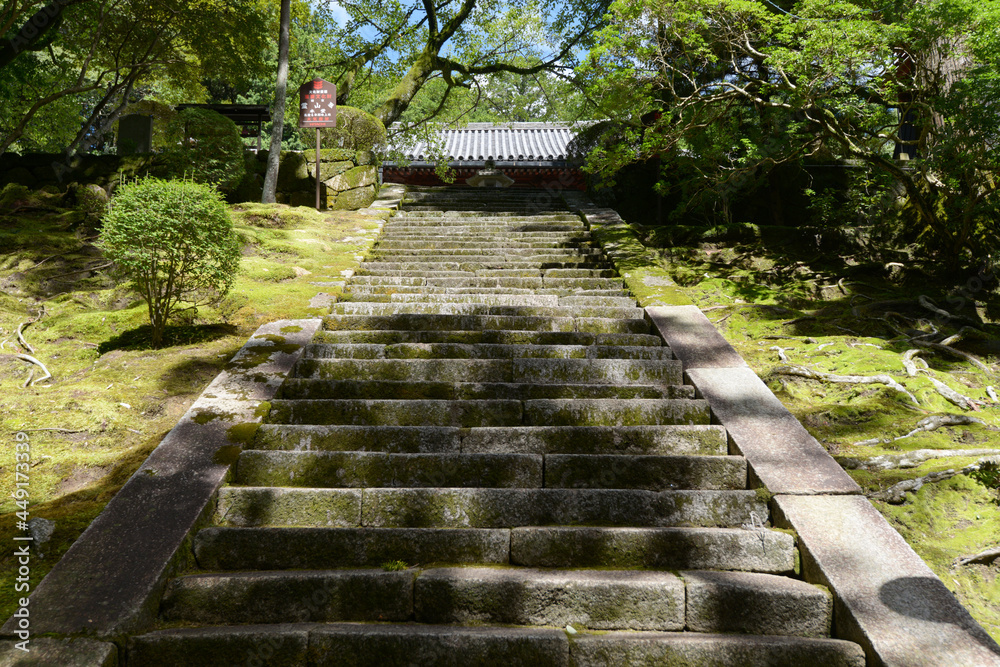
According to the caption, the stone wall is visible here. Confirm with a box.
[300,148,379,210]
[0,152,162,193]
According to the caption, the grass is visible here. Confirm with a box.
[592,214,1000,642]
[0,199,384,620]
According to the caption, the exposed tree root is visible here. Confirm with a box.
[877,455,1000,504]
[2,353,53,386]
[953,547,1000,567]
[844,447,997,471]
[770,346,789,362]
[775,365,919,406]
[901,349,924,377]
[912,339,992,374]
[850,414,987,449]
[925,375,981,411]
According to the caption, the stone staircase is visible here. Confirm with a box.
[126,187,865,665]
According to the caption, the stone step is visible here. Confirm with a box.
[214,487,764,528]
[327,302,645,320]
[371,246,601,256]
[252,424,729,456]
[310,330,663,347]
[163,567,830,633]
[236,453,745,490]
[192,526,794,572]
[378,233,592,243]
[322,314,651,336]
[344,285,631,298]
[298,346,672,367]
[127,625,865,667]
[193,527,511,570]
[358,262,612,274]
[265,398,709,427]
[348,275,628,289]
[277,379,690,400]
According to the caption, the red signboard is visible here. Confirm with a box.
[298,78,337,128]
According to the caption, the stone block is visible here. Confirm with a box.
[309,624,568,667]
[568,633,866,667]
[510,526,795,572]
[253,424,463,453]
[330,184,377,210]
[460,425,728,456]
[326,165,377,191]
[415,567,685,630]
[685,366,861,494]
[194,527,511,569]
[0,638,117,666]
[523,398,710,427]
[774,494,1000,667]
[215,487,362,526]
[683,570,833,637]
[127,625,309,667]
[647,305,747,368]
[545,454,746,490]
[160,570,413,624]
[268,398,523,427]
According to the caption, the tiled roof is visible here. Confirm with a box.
[390,122,585,163]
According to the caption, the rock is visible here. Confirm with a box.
[329,185,377,211]
[326,166,377,192]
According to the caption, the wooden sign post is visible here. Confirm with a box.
[298,78,338,210]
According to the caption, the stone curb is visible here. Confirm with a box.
[0,319,321,641]
[638,309,999,665]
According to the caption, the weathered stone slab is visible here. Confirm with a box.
[774,494,1000,667]
[309,624,568,667]
[415,567,684,630]
[0,320,320,638]
[545,454,746,490]
[233,452,543,490]
[361,488,762,528]
[160,570,413,624]
[683,570,832,637]
[510,527,795,572]
[294,358,513,382]
[685,367,861,495]
[568,632,866,667]
[523,398,710,427]
[647,305,747,368]
[459,425,728,456]
[253,424,463,453]
[127,625,310,667]
[512,358,681,386]
[194,527,511,569]
[0,638,117,666]
[268,398,523,427]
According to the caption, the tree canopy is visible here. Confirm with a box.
[580,0,1000,267]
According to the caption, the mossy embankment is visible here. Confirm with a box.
[591,215,1000,642]
[0,194,384,619]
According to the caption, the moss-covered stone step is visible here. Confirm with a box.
[194,527,511,569]
[267,398,524,426]
[511,526,796,573]
[232,452,543,492]
[371,246,601,257]
[545,454,746,490]
[309,330,663,347]
[681,570,833,637]
[252,424,729,456]
[511,358,682,384]
[361,260,613,272]
[293,359,513,382]
[362,488,764,528]
[347,285,540,296]
[541,268,618,278]
[522,398,710,427]
[160,569,414,624]
[277,379,688,400]
[385,293,562,307]
[321,314,652,336]
[216,486,764,528]
[328,303,645,320]
[125,625,865,667]
[322,313,577,332]
[415,567,684,630]
[354,269,476,278]
[303,344,672,363]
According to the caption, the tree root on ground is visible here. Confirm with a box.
[912,339,992,374]
[775,365,919,406]
[925,375,982,411]
[953,547,1000,568]
[2,353,53,386]
[850,414,987,449]
[901,349,925,377]
[877,455,1000,503]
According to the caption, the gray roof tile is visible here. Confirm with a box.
[391,122,585,162]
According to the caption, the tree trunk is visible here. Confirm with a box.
[374,50,437,128]
[261,0,292,204]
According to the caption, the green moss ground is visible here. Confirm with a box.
[0,201,383,619]
[593,215,1000,642]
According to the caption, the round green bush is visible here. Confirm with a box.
[163,108,247,193]
[300,106,386,153]
[99,177,241,348]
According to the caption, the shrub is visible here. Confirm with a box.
[99,177,241,348]
[163,108,247,193]
[300,106,386,152]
